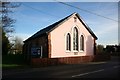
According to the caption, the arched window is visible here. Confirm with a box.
[66,33,71,51]
[73,27,78,51]
[80,35,84,51]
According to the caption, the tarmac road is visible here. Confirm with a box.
[2,56,120,79]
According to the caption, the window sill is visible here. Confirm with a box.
[73,50,79,52]
[66,50,71,53]
[80,50,84,52]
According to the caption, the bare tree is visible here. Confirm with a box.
[0,1,20,36]
[0,1,20,55]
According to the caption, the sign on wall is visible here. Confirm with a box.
[31,46,43,58]
[31,47,38,55]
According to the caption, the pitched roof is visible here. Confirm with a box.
[24,12,97,42]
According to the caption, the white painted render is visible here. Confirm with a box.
[50,14,95,58]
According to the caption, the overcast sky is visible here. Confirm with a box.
[9,1,118,47]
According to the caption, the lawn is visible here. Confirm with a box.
[1,64,22,68]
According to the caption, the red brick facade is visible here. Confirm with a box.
[31,56,94,67]
[31,55,111,67]
[48,33,51,58]
[23,34,49,63]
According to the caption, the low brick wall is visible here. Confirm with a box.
[31,56,94,67]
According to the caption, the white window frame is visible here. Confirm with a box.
[80,34,85,52]
[73,27,79,52]
[65,33,71,52]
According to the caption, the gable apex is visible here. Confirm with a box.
[24,12,97,42]
[75,13,98,40]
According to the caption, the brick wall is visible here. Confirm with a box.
[31,54,111,67]
[31,56,94,67]
[48,33,51,58]
[23,34,49,63]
